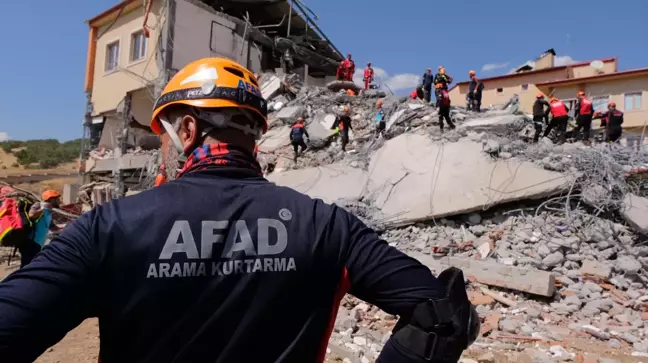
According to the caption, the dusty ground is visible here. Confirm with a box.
[1,251,644,363]
[0,148,77,177]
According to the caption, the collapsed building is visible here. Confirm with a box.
[79,0,343,202]
[73,2,648,361]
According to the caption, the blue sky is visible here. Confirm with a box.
[1,0,647,142]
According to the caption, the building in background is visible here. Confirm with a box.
[80,0,343,199]
[450,49,647,142]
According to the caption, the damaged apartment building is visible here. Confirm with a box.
[80,0,343,201]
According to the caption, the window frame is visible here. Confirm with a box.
[105,39,121,73]
[592,95,610,113]
[129,30,148,64]
[624,91,643,112]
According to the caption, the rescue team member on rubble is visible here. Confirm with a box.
[375,99,386,139]
[336,53,356,82]
[332,106,354,152]
[0,57,479,363]
[544,97,570,144]
[572,91,595,145]
[593,102,624,143]
[467,70,484,112]
[421,68,434,103]
[532,93,551,143]
[289,117,309,162]
[437,88,456,131]
[18,190,62,268]
[363,62,374,91]
[434,66,453,100]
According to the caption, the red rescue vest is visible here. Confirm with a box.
[550,101,568,117]
[364,68,373,79]
[579,98,593,115]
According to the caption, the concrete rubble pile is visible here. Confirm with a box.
[257,74,648,362]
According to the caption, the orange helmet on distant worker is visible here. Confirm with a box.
[376,99,383,107]
[343,106,350,113]
[536,92,544,98]
[577,91,586,97]
[42,190,61,201]
[549,97,559,103]
[468,70,476,76]
[608,102,616,108]
[150,57,268,137]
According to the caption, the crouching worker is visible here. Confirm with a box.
[289,117,309,161]
[20,190,62,267]
[0,57,478,363]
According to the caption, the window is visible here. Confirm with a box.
[130,31,147,62]
[521,84,529,91]
[625,92,642,111]
[496,88,503,95]
[105,41,120,72]
[563,98,577,118]
[592,96,609,113]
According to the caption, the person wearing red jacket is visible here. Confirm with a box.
[363,62,374,90]
[543,97,570,143]
[572,91,595,145]
[336,54,356,81]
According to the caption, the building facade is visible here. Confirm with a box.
[81,0,343,196]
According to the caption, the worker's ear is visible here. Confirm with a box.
[178,115,200,153]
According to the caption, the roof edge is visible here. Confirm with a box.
[86,0,139,26]
[454,57,617,86]
[537,67,648,87]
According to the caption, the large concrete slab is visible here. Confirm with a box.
[260,74,282,100]
[409,252,555,297]
[620,193,648,234]
[266,163,367,203]
[275,106,306,123]
[85,154,154,173]
[462,114,527,133]
[259,125,290,153]
[268,134,571,227]
[365,134,571,226]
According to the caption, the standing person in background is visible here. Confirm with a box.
[289,117,309,162]
[21,190,62,268]
[532,93,550,143]
[363,62,375,91]
[437,88,456,131]
[332,106,353,151]
[593,102,624,143]
[572,91,595,145]
[544,97,570,144]
[467,70,484,112]
[375,100,386,139]
[421,68,434,103]
[434,65,453,100]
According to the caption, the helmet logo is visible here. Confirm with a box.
[237,79,262,97]
[180,67,219,85]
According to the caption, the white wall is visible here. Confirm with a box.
[173,0,257,71]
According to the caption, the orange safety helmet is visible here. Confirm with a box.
[343,106,350,113]
[42,190,61,201]
[468,70,476,76]
[150,57,268,136]
[577,91,586,97]
[346,89,356,96]
[376,99,384,107]
[536,92,544,98]
[608,101,616,108]
[549,97,558,103]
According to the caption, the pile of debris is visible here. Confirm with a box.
[256,73,648,362]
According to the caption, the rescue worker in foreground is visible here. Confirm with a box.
[363,62,374,91]
[434,66,453,100]
[421,68,434,103]
[19,190,62,267]
[0,57,478,363]
[544,97,570,144]
[532,93,550,143]
[437,88,456,131]
[332,106,354,152]
[593,101,624,143]
[572,91,595,145]
[467,70,484,112]
[289,117,309,162]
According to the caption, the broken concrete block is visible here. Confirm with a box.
[275,106,306,123]
[258,125,290,153]
[386,109,407,130]
[362,89,386,98]
[410,252,556,297]
[267,163,367,203]
[620,193,648,234]
[327,80,361,93]
[260,74,282,100]
[580,259,612,279]
[462,114,528,133]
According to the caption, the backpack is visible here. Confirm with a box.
[0,197,34,247]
